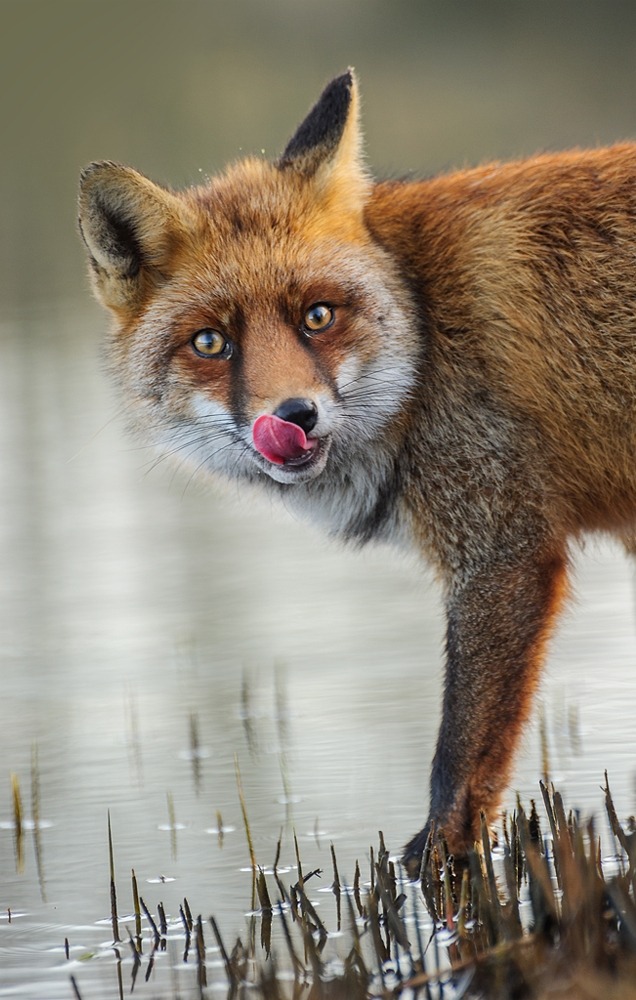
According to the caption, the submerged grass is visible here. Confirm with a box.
[71,776,636,999]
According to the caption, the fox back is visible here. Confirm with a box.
[79,71,636,873]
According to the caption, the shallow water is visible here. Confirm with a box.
[0,305,634,998]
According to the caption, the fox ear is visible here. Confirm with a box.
[279,69,370,211]
[78,162,187,312]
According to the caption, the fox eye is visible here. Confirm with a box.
[303,303,335,335]
[191,328,232,359]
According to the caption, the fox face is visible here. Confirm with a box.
[79,73,418,540]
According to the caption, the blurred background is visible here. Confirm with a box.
[6,0,636,309]
[1,2,636,996]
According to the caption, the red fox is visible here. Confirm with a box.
[78,70,636,875]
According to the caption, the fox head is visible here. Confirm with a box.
[79,71,417,533]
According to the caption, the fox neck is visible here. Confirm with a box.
[263,429,409,547]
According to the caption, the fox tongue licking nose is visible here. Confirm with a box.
[252,414,317,466]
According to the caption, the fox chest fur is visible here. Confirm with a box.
[79,71,636,871]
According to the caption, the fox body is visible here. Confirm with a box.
[79,72,636,873]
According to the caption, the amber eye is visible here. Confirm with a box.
[191,328,232,359]
[303,303,335,335]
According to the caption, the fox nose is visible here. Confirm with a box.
[273,398,318,434]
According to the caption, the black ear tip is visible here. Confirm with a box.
[319,68,356,110]
[331,68,355,92]
[279,68,359,170]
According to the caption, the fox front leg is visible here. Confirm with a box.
[403,546,568,876]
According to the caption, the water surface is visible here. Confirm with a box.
[0,306,634,997]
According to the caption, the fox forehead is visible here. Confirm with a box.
[160,179,376,321]
[184,156,370,256]
[164,234,369,324]
[191,159,310,233]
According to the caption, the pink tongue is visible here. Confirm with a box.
[253,414,315,465]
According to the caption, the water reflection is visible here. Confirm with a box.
[3,0,636,991]
[0,306,634,997]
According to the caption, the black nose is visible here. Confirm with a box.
[274,397,318,434]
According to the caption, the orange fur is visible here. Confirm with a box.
[79,71,636,876]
